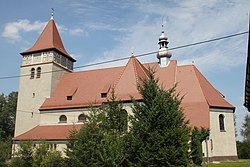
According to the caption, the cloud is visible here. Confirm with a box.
[2,19,86,43]
[69,28,85,35]
[85,0,249,74]
[2,19,46,41]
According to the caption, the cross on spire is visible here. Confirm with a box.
[51,8,54,20]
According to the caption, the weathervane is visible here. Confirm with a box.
[131,46,134,56]
[161,17,165,33]
[51,8,54,20]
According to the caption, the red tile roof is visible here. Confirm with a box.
[40,66,125,110]
[40,56,235,129]
[112,56,149,101]
[13,124,83,141]
[20,19,76,62]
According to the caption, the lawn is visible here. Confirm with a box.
[202,159,250,167]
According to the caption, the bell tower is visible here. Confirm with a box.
[14,14,76,137]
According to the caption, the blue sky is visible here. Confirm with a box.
[0,0,250,140]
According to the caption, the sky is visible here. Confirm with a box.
[0,0,250,140]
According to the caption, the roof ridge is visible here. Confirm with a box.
[131,56,149,85]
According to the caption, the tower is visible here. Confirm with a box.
[14,15,76,137]
[157,25,172,67]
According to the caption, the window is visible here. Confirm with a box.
[67,96,73,101]
[78,114,87,122]
[36,67,41,78]
[219,114,225,131]
[49,144,57,150]
[101,93,107,98]
[59,115,67,123]
[30,68,35,79]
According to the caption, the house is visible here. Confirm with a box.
[13,15,237,161]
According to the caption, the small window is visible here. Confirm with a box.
[59,115,67,123]
[78,114,87,122]
[53,144,57,150]
[36,67,41,78]
[67,96,73,101]
[30,68,35,79]
[219,114,225,131]
[101,93,107,98]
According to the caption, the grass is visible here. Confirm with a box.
[202,159,250,167]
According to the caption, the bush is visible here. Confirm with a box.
[237,140,250,159]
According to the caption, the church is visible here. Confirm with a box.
[13,15,237,161]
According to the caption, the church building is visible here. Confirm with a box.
[13,15,238,161]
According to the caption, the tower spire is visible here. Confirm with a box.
[157,23,172,67]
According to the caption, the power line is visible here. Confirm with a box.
[0,31,248,80]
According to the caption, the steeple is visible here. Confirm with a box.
[21,15,76,62]
[15,14,75,137]
[157,24,172,67]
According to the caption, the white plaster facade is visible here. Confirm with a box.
[14,51,71,137]
[202,108,237,161]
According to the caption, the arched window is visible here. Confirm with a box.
[59,115,67,123]
[219,114,225,131]
[78,114,87,122]
[30,68,35,79]
[36,67,41,78]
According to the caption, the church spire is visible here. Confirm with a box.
[21,13,75,62]
[157,24,172,67]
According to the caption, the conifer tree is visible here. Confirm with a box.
[126,69,190,166]
[241,114,250,141]
[66,90,126,166]
[191,127,209,166]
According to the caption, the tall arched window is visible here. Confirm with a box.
[59,115,67,123]
[30,68,35,79]
[78,114,87,122]
[36,67,41,78]
[219,114,225,131]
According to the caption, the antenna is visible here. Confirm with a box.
[51,8,54,20]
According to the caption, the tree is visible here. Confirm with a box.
[237,140,250,159]
[66,91,127,166]
[126,70,191,166]
[65,112,105,166]
[191,127,209,166]
[0,91,18,139]
[9,141,33,167]
[39,150,65,167]
[100,88,128,134]
[0,140,10,167]
[0,91,18,166]
[9,142,65,167]
[241,114,250,141]
[237,114,250,159]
